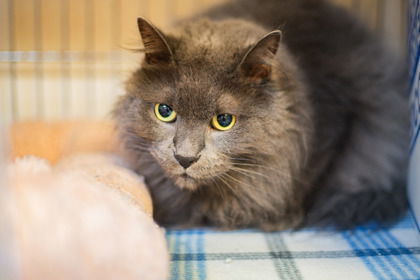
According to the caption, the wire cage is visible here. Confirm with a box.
[0,0,408,123]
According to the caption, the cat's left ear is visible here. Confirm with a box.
[238,30,282,84]
[137,17,174,65]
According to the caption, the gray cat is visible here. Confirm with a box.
[114,0,408,230]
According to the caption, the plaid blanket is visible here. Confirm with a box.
[166,213,420,280]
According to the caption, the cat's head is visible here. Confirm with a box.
[115,18,310,190]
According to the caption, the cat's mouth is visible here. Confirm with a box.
[178,170,224,180]
[173,166,237,190]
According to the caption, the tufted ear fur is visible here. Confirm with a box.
[238,30,281,84]
[137,17,174,65]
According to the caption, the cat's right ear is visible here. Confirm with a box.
[238,30,281,84]
[137,17,174,65]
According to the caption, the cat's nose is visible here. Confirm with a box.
[174,154,200,169]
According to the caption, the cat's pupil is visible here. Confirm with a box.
[217,114,233,127]
[158,104,172,118]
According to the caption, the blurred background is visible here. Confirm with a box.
[0,0,408,123]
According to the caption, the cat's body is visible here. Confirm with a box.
[114,0,408,230]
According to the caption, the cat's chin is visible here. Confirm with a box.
[173,174,200,190]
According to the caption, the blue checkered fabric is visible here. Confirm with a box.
[166,213,420,280]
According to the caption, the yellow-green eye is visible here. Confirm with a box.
[154,103,177,122]
[211,114,236,131]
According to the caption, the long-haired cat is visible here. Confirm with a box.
[114,0,408,230]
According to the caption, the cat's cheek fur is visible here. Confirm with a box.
[128,98,159,140]
[150,139,179,172]
[188,145,233,180]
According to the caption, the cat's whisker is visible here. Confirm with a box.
[227,157,253,162]
[231,161,288,175]
[226,155,256,162]
[230,166,270,180]
[219,151,300,183]
[219,173,260,205]
[218,174,252,204]
[231,163,305,185]
[215,174,235,194]
[231,162,275,170]
[209,176,227,198]
[216,152,304,186]
[216,152,251,162]
[222,172,259,192]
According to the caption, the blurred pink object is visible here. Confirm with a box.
[1,154,168,280]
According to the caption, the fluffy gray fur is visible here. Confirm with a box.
[114,0,408,230]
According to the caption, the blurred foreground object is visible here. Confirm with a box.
[4,154,167,280]
[10,121,120,164]
[1,121,168,280]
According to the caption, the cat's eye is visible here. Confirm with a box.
[211,114,236,131]
[154,103,177,122]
